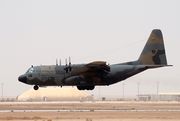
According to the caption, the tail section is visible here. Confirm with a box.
[138,29,167,65]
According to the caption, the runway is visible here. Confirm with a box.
[0,101,180,121]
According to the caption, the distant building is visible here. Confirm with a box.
[138,93,180,101]
[0,96,16,102]
[17,87,93,101]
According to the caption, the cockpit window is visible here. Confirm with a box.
[26,67,35,74]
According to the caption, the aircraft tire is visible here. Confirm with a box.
[77,86,83,90]
[77,86,95,90]
[33,85,39,90]
[89,86,95,90]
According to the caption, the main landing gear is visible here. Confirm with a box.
[77,86,95,90]
[33,85,39,90]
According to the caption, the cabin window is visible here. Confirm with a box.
[26,67,35,74]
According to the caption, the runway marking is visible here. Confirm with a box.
[1,109,180,113]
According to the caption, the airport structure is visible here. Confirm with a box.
[17,87,93,101]
[138,93,180,101]
[2,86,180,102]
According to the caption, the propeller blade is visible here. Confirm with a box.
[69,56,72,72]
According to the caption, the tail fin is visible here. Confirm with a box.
[138,29,167,65]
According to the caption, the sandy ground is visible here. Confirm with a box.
[0,101,180,121]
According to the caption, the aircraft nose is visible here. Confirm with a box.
[18,75,27,83]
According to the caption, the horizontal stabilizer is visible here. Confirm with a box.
[144,64,173,69]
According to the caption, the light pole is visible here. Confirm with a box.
[98,86,101,100]
[156,81,159,101]
[157,81,159,95]
[122,83,125,99]
[1,83,3,99]
[137,82,140,100]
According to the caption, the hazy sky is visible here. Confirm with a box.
[0,0,179,98]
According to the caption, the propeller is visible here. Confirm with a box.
[64,57,72,73]
[64,58,68,73]
[69,57,72,72]
[65,58,68,66]
[59,59,61,66]
[56,59,58,66]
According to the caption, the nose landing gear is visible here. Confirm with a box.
[33,85,39,90]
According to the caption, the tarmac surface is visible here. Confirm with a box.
[0,101,180,121]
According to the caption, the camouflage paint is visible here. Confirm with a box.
[18,29,170,90]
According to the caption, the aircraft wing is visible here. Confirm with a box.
[64,61,110,84]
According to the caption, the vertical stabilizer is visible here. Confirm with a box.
[138,29,167,65]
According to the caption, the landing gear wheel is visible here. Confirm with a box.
[77,86,83,90]
[33,85,39,90]
[77,86,95,90]
[89,86,95,90]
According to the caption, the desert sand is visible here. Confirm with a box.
[0,101,180,121]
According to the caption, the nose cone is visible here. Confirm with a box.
[18,75,27,83]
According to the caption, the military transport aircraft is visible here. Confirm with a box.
[18,29,171,90]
